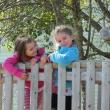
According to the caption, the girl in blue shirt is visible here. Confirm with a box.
[49,25,79,110]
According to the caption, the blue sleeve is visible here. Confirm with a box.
[50,47,79,65]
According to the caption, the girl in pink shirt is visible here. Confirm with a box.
[3,34,46,110]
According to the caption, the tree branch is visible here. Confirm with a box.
[85,0,92,58]
[64,3,110,58]
[0,14,40,22]
[64,3,102,32]
[83,36,110,58]
[95,0,110,19]
[81,11,101,31]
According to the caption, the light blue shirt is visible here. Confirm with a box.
[50,44,79,66]
[50,44,79,96]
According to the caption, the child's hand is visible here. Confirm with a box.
[30,58,36,66]
[40,55,48,66]
[20,73,28,80]
[47,55,50,62]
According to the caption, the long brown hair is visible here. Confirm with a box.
[14,34,36,62]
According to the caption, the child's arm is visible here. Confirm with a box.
[40,55,48,66]
[31,48,47,66]
[34,48,45,62]
[50,46,79,65]
[2,53,25,78]
[31,55,48,66]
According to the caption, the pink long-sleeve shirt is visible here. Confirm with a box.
[2,48,45,78]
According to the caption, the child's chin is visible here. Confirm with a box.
[65,44,71,47]
[32,53,36,57]
[68,43,73,47]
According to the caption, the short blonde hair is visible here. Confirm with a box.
[51,25,75,38]
[51,25,76,48]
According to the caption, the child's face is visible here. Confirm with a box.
[55,33,73,47]
[25,42,37,57]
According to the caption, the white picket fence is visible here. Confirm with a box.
[0,61,110,110]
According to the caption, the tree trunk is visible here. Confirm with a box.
[72,0,84,59]
[49,0,64,25]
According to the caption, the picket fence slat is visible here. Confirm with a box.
[0,84,2,110]
[4,73,13,110]
[101,61,110,110]
[17,63,25,110]
[86,61,95,110]
[72,62,81,110]
[30,64,39,110]
[58,65,66,110]
[43,64,52,110]
[0,69,2,110]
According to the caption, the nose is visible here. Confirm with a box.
[60,41,65,46]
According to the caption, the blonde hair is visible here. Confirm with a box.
[51,25,75,38]
[51,25,75,48]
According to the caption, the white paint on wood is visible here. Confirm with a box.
[97,85,101,110]
[86,61,95,110]
[101,61,110,110]
[4,72,13,110]
[72,62,81,110]
[43,64,52,110]
[1,61,110,110]
[0,84,2,110]
[0,69,3,110]
[57,65,66,110]
[66,71,101,82]
[30,64,39,110]
[17,63,25,110]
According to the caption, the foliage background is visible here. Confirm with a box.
[0,0,110,60]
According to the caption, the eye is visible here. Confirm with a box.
[58,40,61,43]
[30,47,33,51]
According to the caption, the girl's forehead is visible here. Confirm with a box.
[55,33,71,39]
[26,42,36,48]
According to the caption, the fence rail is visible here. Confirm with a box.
[0,61,110,110]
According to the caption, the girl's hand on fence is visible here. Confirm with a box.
[40,55,48,66]
[47,55,51,62]
[20,73,28,80]
[30,58,36,66]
